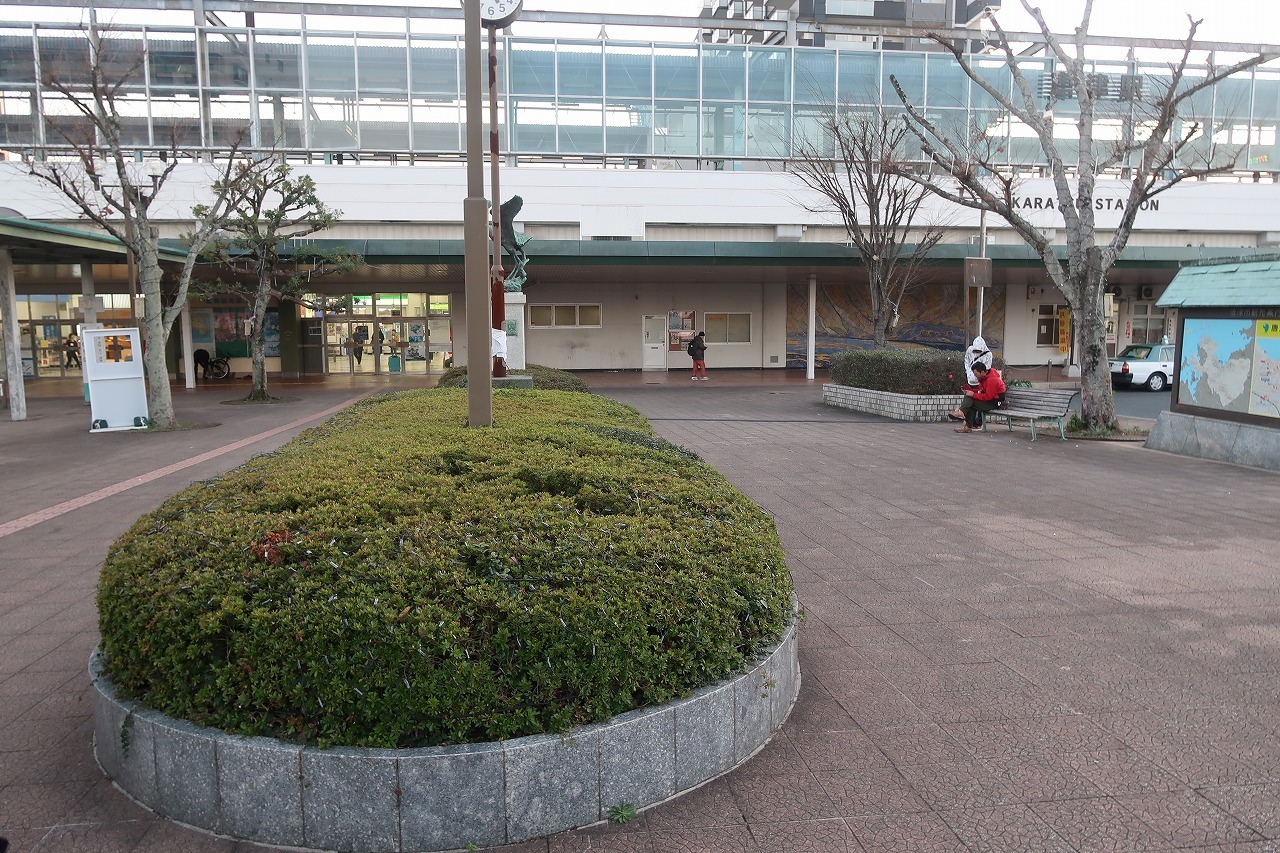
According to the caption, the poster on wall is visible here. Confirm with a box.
[190,311,215,346]
[263,310,280,358]
[668,309,694,352]
[406,322,426,360]
[1179,317,1280,420]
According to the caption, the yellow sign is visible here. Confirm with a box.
[1058,308,1071,354]
[1259,320,1280,338]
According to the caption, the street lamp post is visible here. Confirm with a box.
[487,24,507,378]
[462,0,522,425]
[462,0,492,426]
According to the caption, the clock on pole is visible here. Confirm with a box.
[477,0,522,28]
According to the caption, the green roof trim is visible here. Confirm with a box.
[1159,259,1280,308]
[6,216,188,264]
[215,238,1277,269]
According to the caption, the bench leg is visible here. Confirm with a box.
[1029,419,1037,441]
[1057,417,1066,441]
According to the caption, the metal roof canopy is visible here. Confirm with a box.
[1159,258,1280,308]
[0,216,187,266]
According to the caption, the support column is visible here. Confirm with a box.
[181,301,195,389]
[1,248,27,421]
[503,290,526,370]
[79,262,99,404]
[806,273,817,381]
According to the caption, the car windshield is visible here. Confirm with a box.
[1120,346,1153,359]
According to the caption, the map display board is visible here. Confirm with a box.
[1179,317,1280,420]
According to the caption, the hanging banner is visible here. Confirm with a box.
[1058,308,1072,354]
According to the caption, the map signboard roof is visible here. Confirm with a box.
[1160,259,1280,308]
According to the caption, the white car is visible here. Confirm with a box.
[1109,343,1175,391]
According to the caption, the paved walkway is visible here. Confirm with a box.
[2,370,1279,852]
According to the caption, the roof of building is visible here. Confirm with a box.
[1159,258,1280,308]
[0,217,188,265]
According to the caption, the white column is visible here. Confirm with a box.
[504,290,526,370]
[806,273,817,381]
[1,248,27,421]
[181,301,195,388]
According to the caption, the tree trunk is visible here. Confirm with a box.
[247,282,271,402]
[137,239,175,429]
[1072,266,1118,431]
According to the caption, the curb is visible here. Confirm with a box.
[90,620,799,852]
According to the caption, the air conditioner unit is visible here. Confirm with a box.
[1140,285,1154,300]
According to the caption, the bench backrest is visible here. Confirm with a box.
[1003,387,1079,414]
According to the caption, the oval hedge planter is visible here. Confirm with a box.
[91,619,799,852]
[823,383,964,422]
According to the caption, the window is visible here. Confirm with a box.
[1036,304,1069,346]
[528,304,602,329]
[703,312,751,344]
[1130,303,1167,344]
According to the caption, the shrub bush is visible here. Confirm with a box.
[436,363,591,393]
[97,389,793,749]
[830,347,1005,395]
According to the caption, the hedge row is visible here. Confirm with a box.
[435,363,591,393]
[97,389,794,749]
[830,347,1000,395]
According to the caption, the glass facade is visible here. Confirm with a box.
[0,20,1276,173]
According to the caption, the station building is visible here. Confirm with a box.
[1,0,1278,384]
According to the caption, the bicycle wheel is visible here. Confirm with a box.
[208,358,230,380]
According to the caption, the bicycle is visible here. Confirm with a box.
[207,356,231,380]
[195,349,231,380]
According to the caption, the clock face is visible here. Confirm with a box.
[478,0,523,27]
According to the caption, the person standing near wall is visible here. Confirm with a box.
[688,331,708,380]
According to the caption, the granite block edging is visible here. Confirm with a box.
[1146,410,1280,471]
[89,618,798,852]
[822,383,964,422]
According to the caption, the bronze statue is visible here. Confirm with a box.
[498,195,531,292]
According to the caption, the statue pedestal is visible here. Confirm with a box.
[504,291,526,371]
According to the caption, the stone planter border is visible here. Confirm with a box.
[90,619,798,852]
[823,383,963,422]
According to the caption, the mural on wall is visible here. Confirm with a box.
[785,282,1007,368]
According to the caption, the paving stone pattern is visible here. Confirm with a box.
[3,372,1280,852]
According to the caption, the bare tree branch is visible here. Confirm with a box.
[787,108,949,348]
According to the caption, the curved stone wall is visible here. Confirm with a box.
[90,621,798,852]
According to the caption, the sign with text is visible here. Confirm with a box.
[1058,308,1072,354]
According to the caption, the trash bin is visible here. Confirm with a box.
[388,354,402,373]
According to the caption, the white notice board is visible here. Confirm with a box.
[83,327,149,432]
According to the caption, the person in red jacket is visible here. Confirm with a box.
[954,362,1006,433]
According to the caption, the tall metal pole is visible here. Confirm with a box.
[977,207,987,337]
[463,0,493,426]
[806,273,816,381]
[487,26,507,377]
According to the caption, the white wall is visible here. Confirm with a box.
[521,279,787,371]
[6,164,1280,241]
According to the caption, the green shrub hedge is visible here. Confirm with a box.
[97,389,793,748]
[436,363,591,393]
[830,347,1001,395]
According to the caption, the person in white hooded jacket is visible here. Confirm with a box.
[950,336,994,421]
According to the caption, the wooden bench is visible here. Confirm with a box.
[982,387,1080,441]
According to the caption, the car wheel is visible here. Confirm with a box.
[1145,372,1167,392]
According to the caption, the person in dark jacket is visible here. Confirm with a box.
[688,331,708,380]
[954,362,1006,432]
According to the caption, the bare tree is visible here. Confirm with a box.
[787,109,946,349]
[887,0,1276,430]
[194,162,361,402]
[27,21,263,428]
